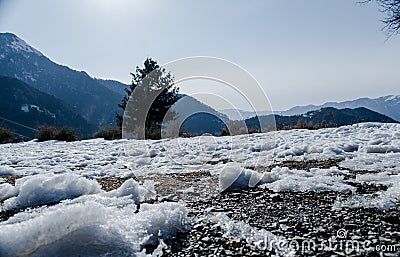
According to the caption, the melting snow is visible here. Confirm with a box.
[0,122,399,255]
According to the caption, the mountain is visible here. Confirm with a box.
[169,95,230,136]
[245,107,398,131]
[219,109,272,120]
[95,78,129,97]
[282,95,400,122]
[0,76,96,138]
[221,95,400,122]
[0,32,122,126]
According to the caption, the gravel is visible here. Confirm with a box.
[1,159,399,256]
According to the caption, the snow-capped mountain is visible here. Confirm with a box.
[0,32,122,126]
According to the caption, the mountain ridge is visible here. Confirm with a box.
[0,32,122,127]
[0,76,96,138]
[245,106,398,131]
[220,94,400,122]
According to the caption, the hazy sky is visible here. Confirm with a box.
[0,0,399,111]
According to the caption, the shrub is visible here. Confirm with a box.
[0,126,13,144]
[55,127,79,142]
[37,126,79,142]
[94,127,122,140]
[37,126,57,142]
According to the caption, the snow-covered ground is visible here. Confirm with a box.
[0,122,399,256]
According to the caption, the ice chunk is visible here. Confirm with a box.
[0,166,15,176]
[0,183,18,201]
[219,163,264,192]
[0,199,188,257]
[103,179,156,204]
[3,173,102,210]
[260,167,353,192]
[220,165,353,193]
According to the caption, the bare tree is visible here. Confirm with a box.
[364,0,400,36]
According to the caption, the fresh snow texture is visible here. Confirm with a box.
[0,123,398,178]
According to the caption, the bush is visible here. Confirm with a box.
[93,127,122,140]
[0,126,13,144]
[55,127,79,142]
[37,126,57,142]
[37,126,79,142]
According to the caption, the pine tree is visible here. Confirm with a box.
[116,58,180,139]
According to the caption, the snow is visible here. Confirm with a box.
[0,199,187,256]
[19,104,57,119]
[205,213,293,256]
[0,183,18,201]
[0,122,398,185]
[0,123,397,178]
[220,166,354,193]
[0,122,399,255]
[20,104,29,113]
[259,167,353,192]
[2,173,102,210]
[6,36,43,56]
[104,178,156,204]
[334,173,400,210]
[219,163,264,192]
[0,166,15,175]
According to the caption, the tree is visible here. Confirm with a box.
[116,58,180,139]
[365,0,400,36]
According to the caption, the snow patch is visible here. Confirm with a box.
[20,104,56,118]
[0,166,16,176]
[0,199,188,257]
[260,167,353,192]
[205,213,293,256]
[0,183,18,201]
[7,36,43,56]
[334,174,400,210]
[219,163,263,192]
[2,173,102,210]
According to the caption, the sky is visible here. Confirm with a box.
[0,0,399,112]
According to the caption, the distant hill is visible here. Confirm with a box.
[245,107,398,131]
[221,95,400,122]
[219,109,272,120]
[0,32,122,127]
[282,95,400,122]
[168,95,229,136]
[0,76,96,138]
